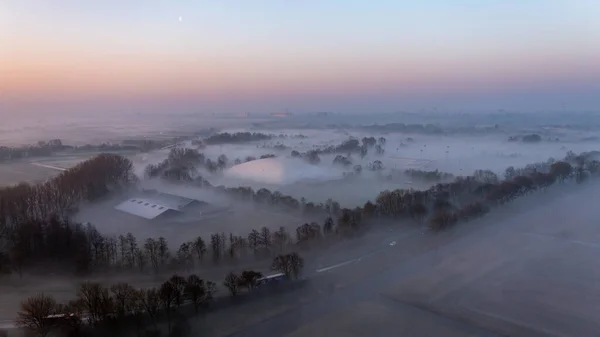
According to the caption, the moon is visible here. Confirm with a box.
[178,16,183,22]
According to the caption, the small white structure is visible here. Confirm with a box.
[256,273,286,286]
[115,192,203,220]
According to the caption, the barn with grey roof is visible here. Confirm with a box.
[115,192,206,220]
[114,191,232,221]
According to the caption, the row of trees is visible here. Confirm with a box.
[16,253,304,337]
[214,150,600,237]
[425,153,600,231]
[149,137,390,187]
[0,154,136,275]
[1,212,314,276]
[17,275,216,337]
[291,137,388,165]
[10,148,598,335]
[0,138,182,163]
[0,139,66,161]
[223,252,304,296]
[144,147,278,182]
[203,132,272,145]
[404,169,455,182]
[3,148,599,279]
[210,151,600,235]
[144,148,223,179]
[0,153,135,228]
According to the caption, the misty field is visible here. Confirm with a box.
[0,161,58,187]
[0,152,124,187]
[4,113,600,336]
[187,181,600,337]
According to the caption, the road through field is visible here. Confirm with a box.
[3,182,600,337]
[218,182,600,337]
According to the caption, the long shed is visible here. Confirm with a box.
[114,192,206,220]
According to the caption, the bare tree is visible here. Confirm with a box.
[272,226,290,253]
[192,236,207,263]
[259,227,272,251]
[110,282,137,320]
[247,229,260,255]
[118,234,128,268]
[210,234,221,262]
[272,253,304,279]
[157,237,170,267]
[159,281,177,334]
[141,288,160,330]
[125,232,138,268]
[16,293,58,337]
[169,275,187,309]
[185,274,208,313]
[176,242,193,272]
[144,238,160,273]
[223,272,241,296]
[134,248,146,272]
[129,290,145,336]
[239,270,263,290]
[76,282,108,325]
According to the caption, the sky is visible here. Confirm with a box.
[1,0,600,114]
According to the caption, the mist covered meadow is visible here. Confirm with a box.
[4,112,600,246]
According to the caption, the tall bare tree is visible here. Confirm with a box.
[110,282,137,320]
[185,274,208,313]
[16,293,58,337]
[159,281,177,334]
[272,253,304,279]
[141,288,160,330]
[192,236,207,263]
[223,272,241,296]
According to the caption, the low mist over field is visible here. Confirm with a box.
[4,0,600,335]
[38,113,597,243]
[3,110,600,337]
[3,111,600,245]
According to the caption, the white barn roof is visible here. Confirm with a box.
[115,193,197,219]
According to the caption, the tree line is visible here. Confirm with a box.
[3,148,600,336]
[403,169,455,182]
[3,148,599,278]
[144,148,277,182]
[0,213,315,276]
[203,132,272,145]
[148,138,389,187]
[15,252,303,337]
[0,138,182,163]
[291,137,387,165]
[214,150,600,235]
[0,154,136,275]
[148,148,600,257]
[201,132,308,146]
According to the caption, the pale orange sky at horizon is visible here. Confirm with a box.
[2,0,600,112]
[4,44,598,102]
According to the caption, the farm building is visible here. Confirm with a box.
[114,191,221,220]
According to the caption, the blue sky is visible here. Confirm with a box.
[2,0,600,113]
